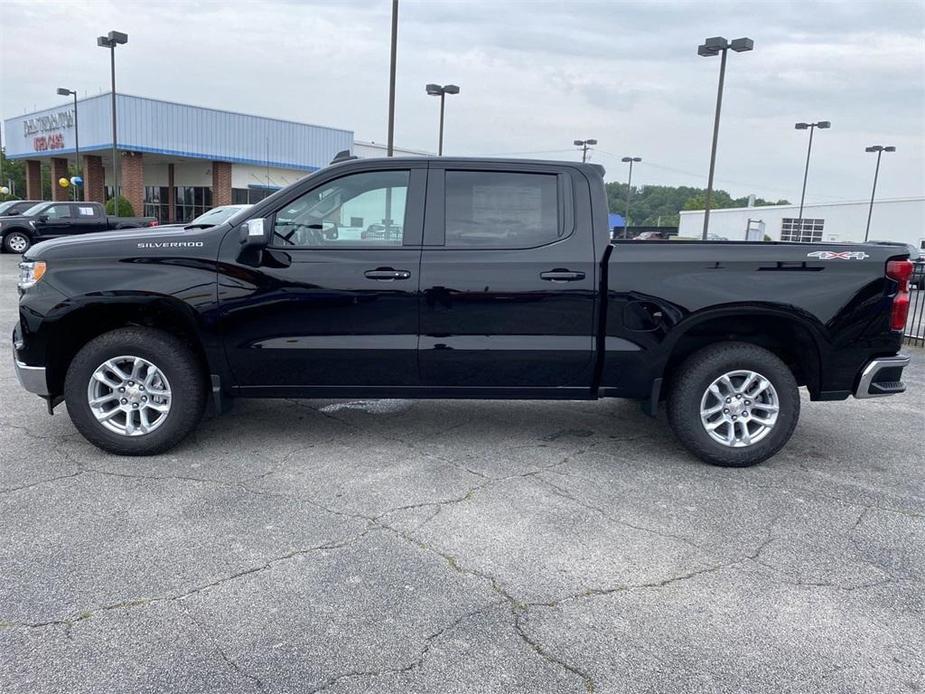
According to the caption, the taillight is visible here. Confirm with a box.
[147,220,159,227]
[887,259,913,331]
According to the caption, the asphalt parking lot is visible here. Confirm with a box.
[1,252,923,694]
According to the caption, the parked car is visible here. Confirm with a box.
[0,201,157,253]
[12,157,912,467]
[0,199,43,216]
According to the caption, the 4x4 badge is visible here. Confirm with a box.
[807,250,869,260]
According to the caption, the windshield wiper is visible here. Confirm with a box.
[183,223,215,230]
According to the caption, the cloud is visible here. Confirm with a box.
[1,0,922,202]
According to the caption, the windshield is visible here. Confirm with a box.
[0,200,21,215]
[187,205,251,227]
[22,203,50,216]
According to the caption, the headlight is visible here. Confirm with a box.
[18,261,46,290]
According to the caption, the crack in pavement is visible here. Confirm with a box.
[0,528,375,632]
[523,514,783,610]
[305,601,505,694]
[180,602,266,691]
[373,500,598,693]
[532,469,709,553]
[512,609,596,693]
[4,393,922,692]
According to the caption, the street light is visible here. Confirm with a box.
[864,145,896,242]
[574,139,597,163]
[697,36,753,240]
[621,156,642,238]
[794,120,831,224]
[425,83,460,156]
[56,88,80,201]
[97,30,128,206]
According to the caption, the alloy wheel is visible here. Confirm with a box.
[86,355,172,436]
[699,369,779,447]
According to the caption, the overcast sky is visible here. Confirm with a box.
[1,0,923,203]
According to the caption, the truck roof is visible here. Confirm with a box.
[329,156,606,178]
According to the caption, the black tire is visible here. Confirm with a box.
[667,342,800,467]
[64,327,206,455]
[3,230,32,254]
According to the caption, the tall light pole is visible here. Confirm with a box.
[573,139,597,163]
[794,120,830,224]
[425,83,460,155]
[387,0,398,157]
[864,145,896,242]
[621,156,641,238]
[97,30,128,206]
[56,88,80,201]
[698,36,753,240]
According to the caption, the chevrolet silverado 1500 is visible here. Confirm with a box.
[12,157,912,466]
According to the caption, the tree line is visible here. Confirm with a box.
[605,181,789,227]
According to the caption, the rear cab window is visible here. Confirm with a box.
[426,167,574,249]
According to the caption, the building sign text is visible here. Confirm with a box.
[23,110,75,137]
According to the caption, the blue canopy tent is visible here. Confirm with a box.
[608,212,625,230]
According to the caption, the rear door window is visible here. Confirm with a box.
[444,171,561,249]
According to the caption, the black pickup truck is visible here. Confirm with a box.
[0,200,157,254]
[12,157,912,466]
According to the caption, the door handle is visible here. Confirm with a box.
[540,269,585,282]
[364,268,411,281]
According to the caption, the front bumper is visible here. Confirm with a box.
[13,358,49,396]
[854,354,911,399]
[12,326,49,396]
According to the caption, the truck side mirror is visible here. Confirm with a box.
[240,218,270,249]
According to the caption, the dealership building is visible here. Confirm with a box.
[3,93,428,222]
[679,197,925,249]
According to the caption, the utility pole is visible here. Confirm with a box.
[387,0,398,157]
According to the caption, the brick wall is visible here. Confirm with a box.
[25,160,43,200]
[83,155,105,203]
[212,161,232,207]
[51,158,69,201]
[121,152,144,216]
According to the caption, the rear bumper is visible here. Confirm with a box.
[854,354,910,399]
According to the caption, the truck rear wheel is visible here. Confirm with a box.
[667,342,800,467]
[64,327,206,456]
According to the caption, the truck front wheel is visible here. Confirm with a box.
[667,342,800,467]
[64,327,206,455]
